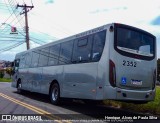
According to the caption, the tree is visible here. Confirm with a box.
[157,59,160,81]
[5,67,12,78]
[0,69,4,78]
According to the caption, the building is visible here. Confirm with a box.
[0,60,5,70]
[0,60,12,78]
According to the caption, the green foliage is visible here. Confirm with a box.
[0,78,12,82]
[5,67,12,78]
[104,86,160,115]
[0,70,4,78]
[157,59,160,81]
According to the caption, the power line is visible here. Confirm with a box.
[0,40,24,42]
[0,1,25,53]
[0,0,59,53]
[7,0,25,27]
[30,27,57,40]
[0,11,15,28]
[30,40,44,45]
[0,0,25,37]
[0,42,25,53]
[0,15,25,35]
[0,2,14,6]
[0,41,24,50]
[29,37,47,44]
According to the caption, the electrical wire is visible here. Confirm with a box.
[0,0,59,53]
[0,1,25,53]
[0,15,25,34]
[29,37,47,44]
[0,11,15,28]
[0,42,24,51]
[0,42,25,53]
[0,40,24,42]
[30,40,44,45]
[1,0,24,34]
[7,0,25,27]
[30,27,57,40]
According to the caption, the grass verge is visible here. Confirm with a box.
[0,78,12,82]
[104,86,160,116]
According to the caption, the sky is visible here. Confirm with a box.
[0,0,160,61]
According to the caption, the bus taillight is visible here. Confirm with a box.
[109,60,116,87]
[152,69,156,90]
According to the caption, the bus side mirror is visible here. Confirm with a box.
[15,59,20,70]
[11,62,15,75]
[11,59,20,75]
[11,62,14,67]
[11,68,15,75]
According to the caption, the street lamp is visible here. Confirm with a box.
[1,23,18,34]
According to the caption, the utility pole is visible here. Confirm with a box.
[17,4,34,50]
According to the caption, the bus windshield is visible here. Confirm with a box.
[116,27,154,57]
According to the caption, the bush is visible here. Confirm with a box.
[103,86,160,115]
[5,67,12,78]
[0,70,4,78]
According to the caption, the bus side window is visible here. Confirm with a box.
[38,48,49,67]
[48,44,60,66]
[72,35,92,63]
[19,54,26,68]
[31,51,40,67]
[25,52,32,68]
[92,30,106,62]
[59,40,73,65]
[13,59,20,73]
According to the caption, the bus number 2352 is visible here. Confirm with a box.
[123,60,137,67]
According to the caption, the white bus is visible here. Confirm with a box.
[12,23,157,105]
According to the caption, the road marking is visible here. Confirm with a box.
[0,93,72,123]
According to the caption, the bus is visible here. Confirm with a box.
[11,23,157,105]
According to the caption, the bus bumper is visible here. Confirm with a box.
[11,81,17,88]
[116,88,155,102]
[103,86,155,102]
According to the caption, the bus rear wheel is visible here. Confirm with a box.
[50,83,60,105]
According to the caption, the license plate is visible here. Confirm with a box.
[131,79,142,86]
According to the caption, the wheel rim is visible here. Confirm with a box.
[18,83,21,89]
[52,86,58,101]
[17,83,21,92]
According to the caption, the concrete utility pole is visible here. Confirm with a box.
[17,4,34,50]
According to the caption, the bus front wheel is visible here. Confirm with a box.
[50,83,60,105]
[17,80,22,93]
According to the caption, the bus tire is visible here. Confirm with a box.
[17,80,22,94]
[50,83,60,105]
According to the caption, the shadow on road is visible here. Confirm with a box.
[12,90,152,121]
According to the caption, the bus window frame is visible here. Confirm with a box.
[13,59,20,73]
[114,24,156,61]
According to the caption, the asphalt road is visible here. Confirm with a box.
[0,82,159,123]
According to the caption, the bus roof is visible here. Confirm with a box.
[15,22,155,57]
[16,23,112,56]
